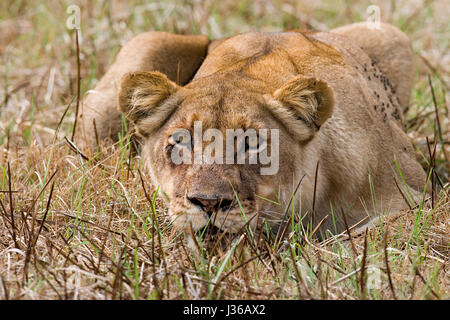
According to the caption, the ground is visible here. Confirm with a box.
[0,0,448,299]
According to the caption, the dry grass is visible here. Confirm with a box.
[0,0,448,300]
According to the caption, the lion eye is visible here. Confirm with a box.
[168,135,182,145]
[166,130,193,154]
[166,135,180,153]
[245,135,266,153]
[245,136,258,152]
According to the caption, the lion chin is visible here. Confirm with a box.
[79,22,428,241]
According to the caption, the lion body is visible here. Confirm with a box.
[79,23,426,236]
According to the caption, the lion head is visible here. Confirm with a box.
[117,34,335,239]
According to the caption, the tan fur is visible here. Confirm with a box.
[80,24,427,237]
[331,22,415,111]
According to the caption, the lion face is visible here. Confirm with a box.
[118,70,334,237]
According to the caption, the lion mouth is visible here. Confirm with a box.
[195,223,238,247]
[197,224,226,239]
[195,211,259,241]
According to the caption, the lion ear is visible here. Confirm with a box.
[118,71,180,134]
[264,76,334,142]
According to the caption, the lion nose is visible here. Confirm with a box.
[188,195,234,214]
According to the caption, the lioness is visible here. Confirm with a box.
[78,22,427,238]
